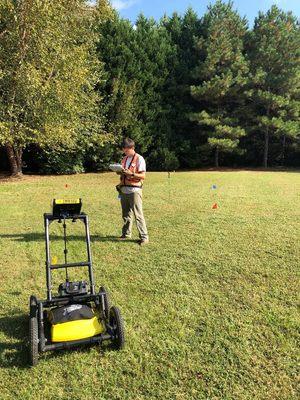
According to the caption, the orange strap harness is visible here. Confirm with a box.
[121,153,143,187]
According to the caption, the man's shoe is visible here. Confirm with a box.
[119,235,131,240]
[139,239,149,246]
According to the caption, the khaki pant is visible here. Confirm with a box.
[120,191,148,240]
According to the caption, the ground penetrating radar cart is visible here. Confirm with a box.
[29,199,125,366]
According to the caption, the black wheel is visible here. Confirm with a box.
[29,316,39,366]
[99,286,111,320]
[109,306,125,350]
[29,295,39,366]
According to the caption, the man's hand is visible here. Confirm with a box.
[122,168,133,177]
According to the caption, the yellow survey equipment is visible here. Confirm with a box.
[52,198,82,217]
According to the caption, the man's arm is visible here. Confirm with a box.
[133,171,145,180]
[122,170,145,180]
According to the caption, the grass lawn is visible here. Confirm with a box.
[0,171,299,400]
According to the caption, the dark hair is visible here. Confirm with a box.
[122,137,135,149]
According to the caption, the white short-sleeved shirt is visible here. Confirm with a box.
[121,155,146,194]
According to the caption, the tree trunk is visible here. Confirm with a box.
[281,134,286,166]
[263,100,271,169]
[263,129,269,168]
[5,143,23,176]
[215,147,219,168]
[16,148,23,172]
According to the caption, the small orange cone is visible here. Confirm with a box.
[212,203,218,209]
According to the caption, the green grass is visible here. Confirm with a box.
[0,171,299,400]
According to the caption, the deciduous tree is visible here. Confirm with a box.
[0,0,103,175]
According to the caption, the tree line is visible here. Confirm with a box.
[0,0,299,176]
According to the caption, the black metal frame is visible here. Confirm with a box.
[31,212,114,354]
[44,212,95,301]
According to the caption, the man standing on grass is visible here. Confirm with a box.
[117,138,149,246]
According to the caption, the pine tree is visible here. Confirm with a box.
[190,0,249,167]
[131,14,178,168]
[162,8,202,168]
[246,5,300,167]
[96,11,139,147]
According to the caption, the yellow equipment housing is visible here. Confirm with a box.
[51,316,104,342]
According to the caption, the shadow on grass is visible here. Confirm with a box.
[0,233,138,244]
[0,312,29,369]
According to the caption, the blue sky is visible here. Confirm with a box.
[111,0,300,25]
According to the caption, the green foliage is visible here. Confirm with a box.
[147,148,180,171]
[96,11,178,169]
[162,8,202,168]
[37,146,85,175]
[130,15,178,156]
[96,14,139,146]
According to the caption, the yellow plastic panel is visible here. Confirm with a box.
[55,199,81,205]
[51,316,104,342]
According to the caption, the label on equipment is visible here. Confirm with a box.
[55,199,81,205]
